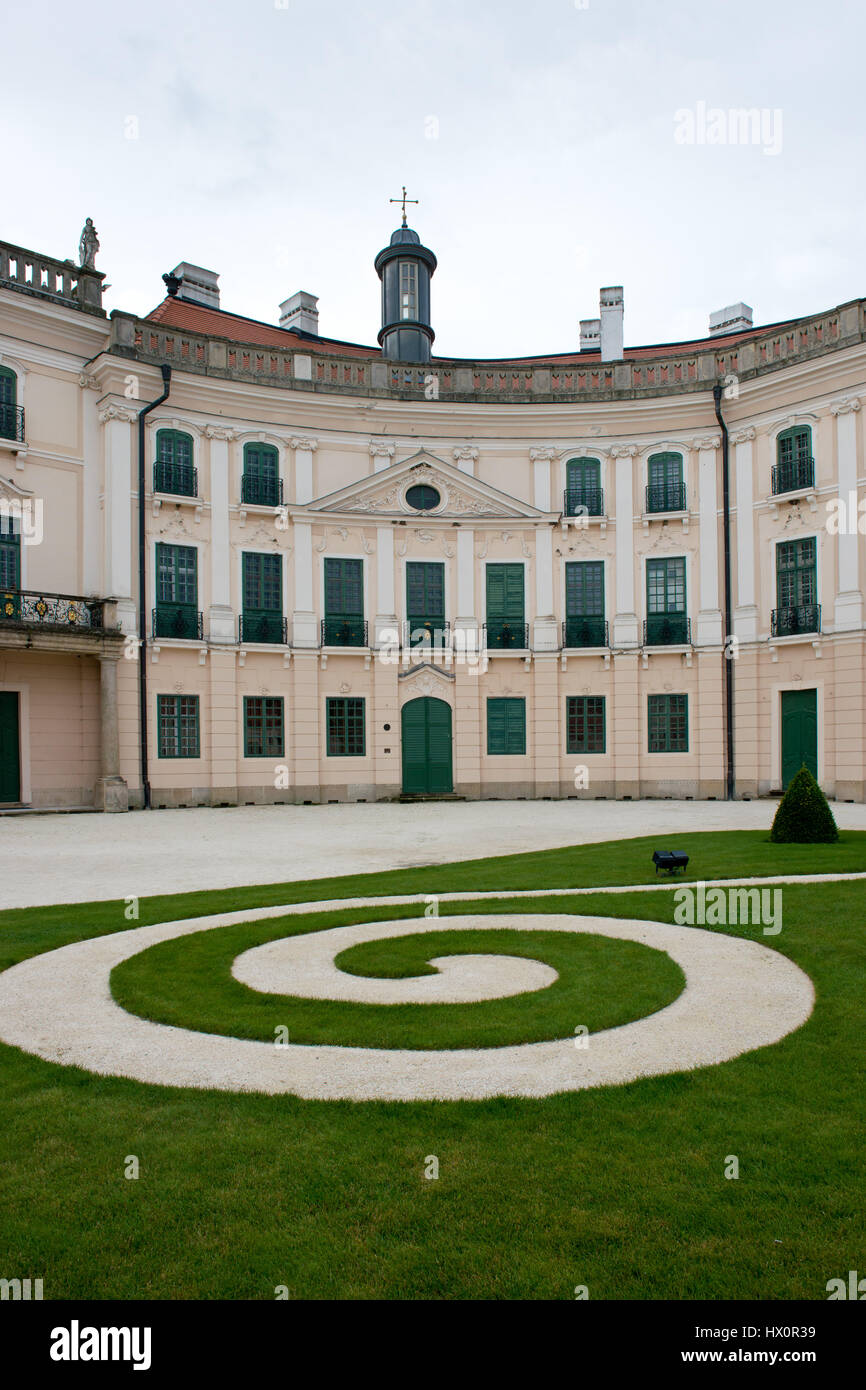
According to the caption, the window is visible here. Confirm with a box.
[564,561,606,647]
[0,516,20,591]
[323,557,365,646]
[399,261,418,320]
[0,366,20,442]
[244,697,284,758]
[485,563,526,649]
[773,537,819,635]
[157,694,200,758]
[241,552,284,643]
[154,543,199,639]
[646,557,688,644]
[406,561,445,644]
[773,427,814,495]
[405,483,440,511]
[242,443,281,506]
[326,697,365,756]
[155,429,196,497]
[487,697,526,755]
[566,696,606,754]
[647,694,688,753]
[565,458,603,517]
[646,452,686,513]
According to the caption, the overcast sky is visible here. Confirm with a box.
[5,0,863,358]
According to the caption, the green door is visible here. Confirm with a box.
[0,691,20,802]
[781,688,817,788]
[401,697,453,794]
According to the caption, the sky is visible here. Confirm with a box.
[4,0,864,358]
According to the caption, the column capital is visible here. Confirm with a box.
[204,424,237,441]
[453,446,479,463]
[529,446,557,462]
[98,402,137,424]
[730,426,756,444]
[369,440,395,458]
[690,434,721,451]
[830,396,862,416]
[290,436,318,450]
[609,444,639,459]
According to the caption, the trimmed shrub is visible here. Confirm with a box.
[771,765,839,843]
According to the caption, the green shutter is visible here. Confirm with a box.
[486,564,525,619]
[780,688,817,788]
[401,697,453,794]
[0,516,20,591]
[487,697,526,755]
[0,690,20,801]
[566,562,604,616]
[242,553,283,642]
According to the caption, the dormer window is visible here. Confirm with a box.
[399,262,417,320]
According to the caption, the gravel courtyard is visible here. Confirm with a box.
[3,798,866,910]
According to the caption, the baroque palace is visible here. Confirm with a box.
[0,211,864,811]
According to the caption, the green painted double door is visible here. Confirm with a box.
[401,697,453,795]
[781,688,817,788]
[0,691,20,803]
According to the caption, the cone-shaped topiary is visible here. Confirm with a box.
[770,765,839,843]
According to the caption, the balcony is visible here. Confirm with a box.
[771,457,815,496]
[562,617,609,649]
[771,604,821,637]
[646,482,687,514]
[0,589,107,631]
[321,616,368,647]
[403,619,451,650]
[563,487,604,518]
[241,473,283,507]
[239,614,288,645]
[644,614,691,646]
[154,460,198,498]
[483,619,529,650]
[0,403,25,443]
[152,606,203,640]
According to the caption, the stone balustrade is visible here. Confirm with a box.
[0,240,106,315]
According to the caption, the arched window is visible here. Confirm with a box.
[564,457,603,516]
[646,452,685,514]
[773,426,814,495]
[154,429,196,497]
[0,367,22,443]
[242,443,281,507]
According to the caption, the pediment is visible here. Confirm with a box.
[307,450,545,521]
[0,473,34,501]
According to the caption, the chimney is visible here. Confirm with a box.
[580,318,601,352]
[599,286,624,361]
[279,291,319,336]
[709,302,753,336]
[170,263,220,309]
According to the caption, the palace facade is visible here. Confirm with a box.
[0,222,864,810]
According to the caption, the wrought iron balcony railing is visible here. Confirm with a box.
[771,604,821,637]
[241,473,283,507]
[562,617,609,649]
[483,619,529,650]
[771,457,815,495]
[239,613,288,644]
[563,486,604,518]
[0,588,105,630]
[154,460,198,497]
[646,481,687,513]
[152,606,204,640]
[0,403,25,442]
[321,616,368,647]
[644,614,691,646]
[403,618,451,649]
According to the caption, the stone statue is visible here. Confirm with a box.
[78,218,99,269]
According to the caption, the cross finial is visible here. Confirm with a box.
[389,185,419,227]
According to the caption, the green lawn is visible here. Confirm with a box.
[0,830,864,1300]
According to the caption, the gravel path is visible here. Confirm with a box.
[0,892,815,1102]
[5,798,866,910]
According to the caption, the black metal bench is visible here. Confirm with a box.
[652,849,690,875]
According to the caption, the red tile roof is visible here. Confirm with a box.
[146,296,794,365]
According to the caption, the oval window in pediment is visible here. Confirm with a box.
[406,483,441,511]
